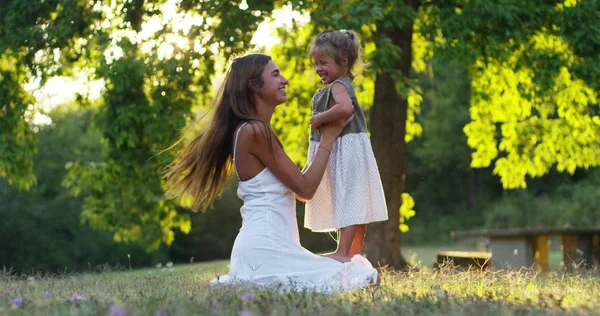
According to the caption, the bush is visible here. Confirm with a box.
[484,169,600,229]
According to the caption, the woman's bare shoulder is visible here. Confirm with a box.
[238,120,273,143]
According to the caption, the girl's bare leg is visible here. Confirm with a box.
[350,224,366,256]
[323,225,356,263]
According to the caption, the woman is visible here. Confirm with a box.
[164,54,377,292]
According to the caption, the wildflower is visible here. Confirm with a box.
[166,262,173,268]
[11,297,24,307]
[2,291,9,297]
[109,304,129,316]
[210,302,221,312]
[435,287,446,300]
[154,308,168,316]
[239,310,253,316]
[156,263,162,268]
[70,294,84,302]
[524,283,535,296]
[43,291,51,297]
[241,293,254,302]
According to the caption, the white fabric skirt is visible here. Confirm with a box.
[305,133,388,232]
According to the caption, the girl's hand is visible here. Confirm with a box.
[318,114,354,147]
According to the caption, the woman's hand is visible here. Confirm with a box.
[242,115,353,201]
[318,114,354,148]
[310,114,322,130]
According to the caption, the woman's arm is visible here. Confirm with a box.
[248,116,352,200]
[296,164,309,202]
[310,83,354,129]
[295,194,307,202]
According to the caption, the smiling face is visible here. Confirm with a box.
[313,49,347,85]
[256,60,289,107]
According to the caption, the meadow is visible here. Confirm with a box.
[2,255,599,316]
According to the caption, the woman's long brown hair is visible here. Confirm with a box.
[163,54,277,212]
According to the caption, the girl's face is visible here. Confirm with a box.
[314,53,347,85]
[257,60,289,107]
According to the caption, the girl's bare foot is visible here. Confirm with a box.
[322,253,352,263]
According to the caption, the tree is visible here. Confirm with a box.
[435,1,600,190]
[1,0,276,251]
[1,0,98,190]
[0,107,169,272]
[295,0,599,269]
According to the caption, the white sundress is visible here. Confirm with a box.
[209,122,378,292]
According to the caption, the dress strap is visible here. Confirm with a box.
[233,121,248,180]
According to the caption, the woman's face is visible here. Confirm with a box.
[258,60,289,107]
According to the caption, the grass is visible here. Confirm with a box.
[1,259,600,315]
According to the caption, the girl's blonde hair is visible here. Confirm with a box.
[308,29,364,80]
[163,54,278,212]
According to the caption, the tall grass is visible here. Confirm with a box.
[1,261,599,315]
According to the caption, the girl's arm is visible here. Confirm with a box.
[311,83,354,129]
[247,115,354,200]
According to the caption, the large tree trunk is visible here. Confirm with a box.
[364,2,419,270]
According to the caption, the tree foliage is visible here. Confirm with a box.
[423,0,600,188]
[1,0,98,189]
[0,107,168,272]
[0,53,37,190]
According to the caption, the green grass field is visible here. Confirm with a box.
[2,252,599,316]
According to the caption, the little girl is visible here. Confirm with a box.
[304,29,388,263]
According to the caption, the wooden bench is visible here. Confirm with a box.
[451,226,600,271]
[435,251,491,270]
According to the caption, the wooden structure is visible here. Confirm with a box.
[451,226,600,271]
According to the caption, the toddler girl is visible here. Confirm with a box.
[305,29,388,263]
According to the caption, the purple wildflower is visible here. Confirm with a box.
[2,291,9,297]
[210,302,221,312]
[241,293,254,302]
[154,308,168,316]
[70,294,84,302]
[109,304,129,316]
[11,297,24,307]
[43,291,51,297]
[239,310,253,316]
